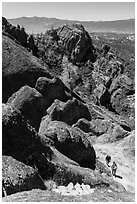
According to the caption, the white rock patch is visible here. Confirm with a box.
[52,182,94,196]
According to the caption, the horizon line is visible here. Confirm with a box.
[6,16,135,22]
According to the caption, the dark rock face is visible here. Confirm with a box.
[35,77,71,105]
[2,156,46,196]
[58,24,96,63]
[2,34,52,102]
[7,85,47,130]
[72,118,91,133]
[40,120,96,169]
[2,103,44,162]
[45,98,91,126]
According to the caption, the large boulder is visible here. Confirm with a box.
[74,118,128,143]
[2,156,46,196]
[2,103,46,163]
[45,98,91,126]
[58,24,96,63]
[2,34,52,102]
[7,85,47,130]
[35,77,71,105]
[39,120,96,169]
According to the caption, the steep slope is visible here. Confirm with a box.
[2,33,52,102]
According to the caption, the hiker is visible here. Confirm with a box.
[105,155,111,167]
[111,161,117,177]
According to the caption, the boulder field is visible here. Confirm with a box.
[2,17,134,201]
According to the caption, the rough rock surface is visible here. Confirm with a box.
[93,74,134,118]
[74,118,128,143]
[3,188,134,202]
[44,98,91,126]
[3,104,120,192]
[35,77,71,104]
[58,24,96,63]
[2,34,52,102]
[7,85,47,130]
[2,156,46,196]
[2,103,45,163]
[109,74,134,94]
[40,120,96,169]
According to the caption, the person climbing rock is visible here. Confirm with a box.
[105,155,111,167]
[111,161,117,177]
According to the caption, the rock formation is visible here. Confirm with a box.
[44,98,91,126]
[58,24,97,63]
[7,85,47,130]
[2,34,52,102]
[39,120,96,169]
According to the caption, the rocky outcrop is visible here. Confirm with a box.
[58,24,96,63]
[39,121,96,169]
[7,85,47,130]
[109,74,135,117]
[2,34,52,102]
[2,156,46,196]
[109,74,134,94]
[93,73,134,120]
[2,17,28,48]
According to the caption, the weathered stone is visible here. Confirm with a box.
[2,156,46,196]
[58,24,96,63]
[2,103,41,162]
[7,85,47,130]
[35,77,71,105]
[41,120,96,169]
[2,34,52,102]
[45,98,91,126]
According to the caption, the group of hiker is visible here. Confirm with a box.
[105,155,117,177]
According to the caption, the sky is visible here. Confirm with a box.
[2,2,135,21]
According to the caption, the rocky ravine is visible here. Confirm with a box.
[2,17,135,202]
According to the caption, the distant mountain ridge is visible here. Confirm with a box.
[8,16,135,34]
